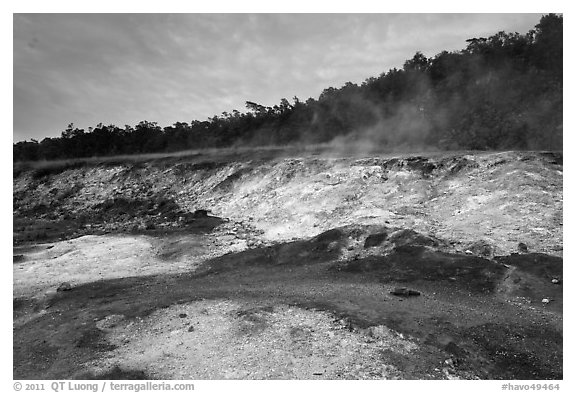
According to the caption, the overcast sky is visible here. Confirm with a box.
[13,13,543,142]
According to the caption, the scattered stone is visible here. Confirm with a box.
[542,298,551,304]
[518,243,529,253]
[551,278,561,285]
[178,313,188,318]
[367,325,392,339]
[193,209,209,218]
[13,254,25,262]
[336,319,354,331]
[390,287,421,297]
[95,314,126,330]
[327,241,340,252]
[187,326,195,332]
[57,282,72,292]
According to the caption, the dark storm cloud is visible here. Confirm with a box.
[13,13,541,141]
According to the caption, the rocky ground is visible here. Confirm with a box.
[13,149,563,380]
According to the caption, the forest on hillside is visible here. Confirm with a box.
[13,14,562,162]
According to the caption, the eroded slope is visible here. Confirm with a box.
[13,150,563,380]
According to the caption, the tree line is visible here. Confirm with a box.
[13,14,562,162]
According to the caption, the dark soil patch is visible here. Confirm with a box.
[76,327,117,351]
[13,227,563,380]
[463,323,562,379]
[497,253,562,278]
[80,366,151,380]
[496,253,563,312]
[13,297,38,319]
[338,245,507,293]
[13,216,86,245]
[197,228,346,275]
[13,334,62,379]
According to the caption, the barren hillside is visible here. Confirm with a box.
[13,149,563,380]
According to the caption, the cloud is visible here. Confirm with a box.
[13,13,542,141]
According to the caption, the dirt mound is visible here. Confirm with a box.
[337,245,507,293]
[388,229,440,248]
[198,227,349,275]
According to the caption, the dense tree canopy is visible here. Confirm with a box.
[14,14,562,162]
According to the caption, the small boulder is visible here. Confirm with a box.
[466,240,495,258]
[57,282,72,292]
[518,243,529,253]
[551,278,561,285]
[364,233,388,248]
[193,209,209,218]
